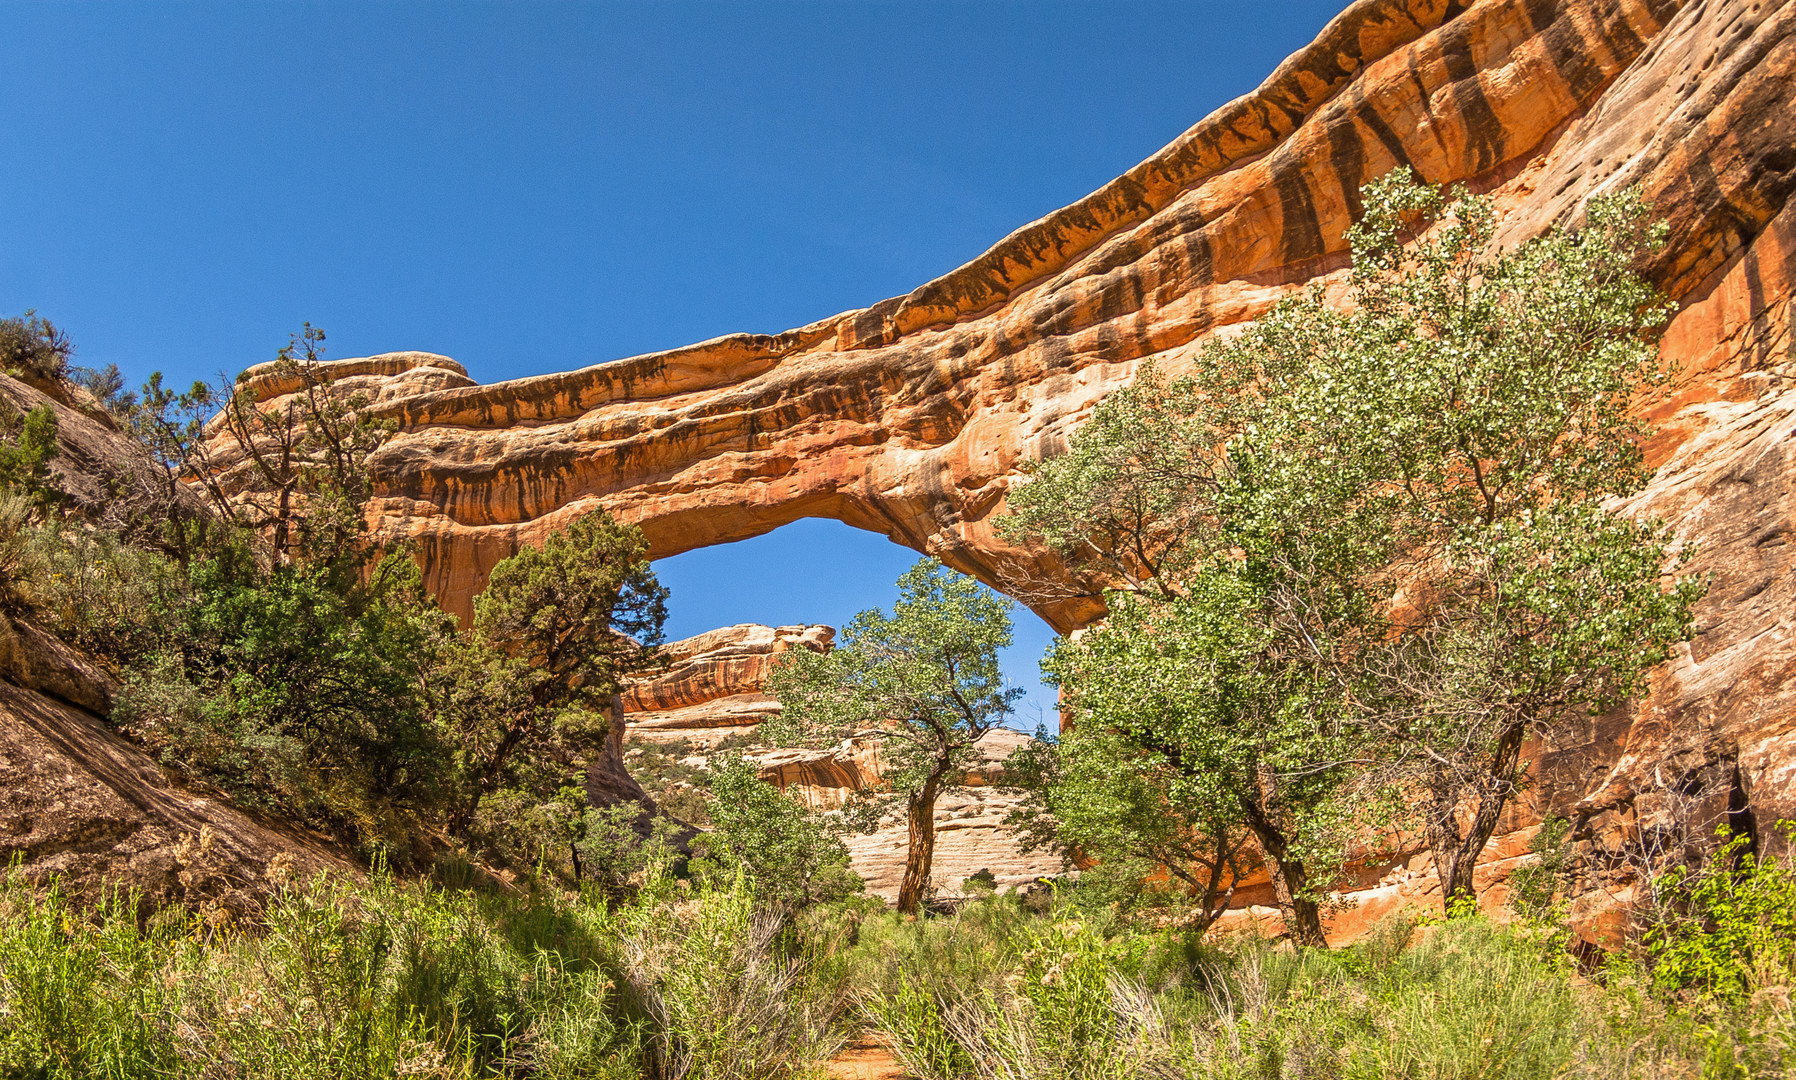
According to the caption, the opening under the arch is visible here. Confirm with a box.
[651,517,1058,731]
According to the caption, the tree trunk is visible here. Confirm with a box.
[1240,799,1328,948]
[896,772,944,915]
[1428,720,1527,915]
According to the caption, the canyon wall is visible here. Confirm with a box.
[212,0,1796,935]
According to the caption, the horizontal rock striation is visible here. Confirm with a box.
[222,0,1796,636]
[210,0,1796,935]
[622,623,833,745]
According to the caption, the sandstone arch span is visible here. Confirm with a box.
[220,0,1796,638]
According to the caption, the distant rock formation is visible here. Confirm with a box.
[623,623,833,748]
[619,625,1063,899]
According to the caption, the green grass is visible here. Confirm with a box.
[843,894,1794,1080]
[0,868,841,1080]
[3,867,1791,1079]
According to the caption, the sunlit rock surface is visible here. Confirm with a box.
[209,0,1796,937]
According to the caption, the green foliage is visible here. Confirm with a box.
[0,863,858,1080]
[690,755,863,909]
[1006,725,1249,930]
[4,861,1788,1079]
[439,510,667,844]
[0,401,62,511]
[1002,171,1699,927]
[767,558,1021,913]
[1648,823,1796,1002]
[113,545,457,853]
[472,511,667,703]
[622,734,761,826]
[763,559,1019,762]
[571,800,685,899]
[1509,817,1575,927]
[1037,566,1361,943]
[616,872,849,1078]
[846,895,1775,1080]
[0,881,181,1078]
[26,522,188,663]
[0,311,73,383]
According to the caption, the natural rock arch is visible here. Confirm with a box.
[217,0,1796,638]
[197,0,1796,937]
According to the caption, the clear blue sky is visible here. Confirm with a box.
[1,0,1348,728]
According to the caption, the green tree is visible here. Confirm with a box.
[1006,725,1248,931]
[0,401,62,511]
[1299,175,1700,907]
[1037,564,1365,944]
[765,559,1021,915]
[438,510,668,842]
[1004,171,1699,936]
[690,755,862,909]
[131,324,393,565]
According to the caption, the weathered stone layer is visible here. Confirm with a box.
[214,0,1796,935]
[215,0,1795,641]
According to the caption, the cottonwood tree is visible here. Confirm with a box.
[1315,176,1703,905]
[1004,170,1699,935]
[1007,724,1250,932]
[690,755,863,910]
[765,559,1022,915]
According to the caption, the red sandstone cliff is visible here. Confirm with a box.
[209,0,1796,936]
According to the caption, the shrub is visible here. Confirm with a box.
[67,363,136,415]
[0,400,62,511]
[29,523,187,664]
[616,876,849,1079]
[690,755,863,910]
[0,312,73,383]
[1648,822,1796,1002]
[0,876,181,1078]
[111,546,457,854]
[0,865,856,1080]
[570,800,685,898]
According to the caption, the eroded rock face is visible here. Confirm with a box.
[212,0,1796,933]
[215,0,1796,636]
[623,623,833,746]
[0,613,353,912]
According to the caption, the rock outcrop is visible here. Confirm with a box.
[0,672,355,914]
[0,593,352,911]
[623,624,833,747]
[619,625,1063,899]
[212,0,1796,935]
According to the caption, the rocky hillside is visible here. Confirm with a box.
[620,624,1061,901]
[0,371,354,911]
[198,0,1795,938]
